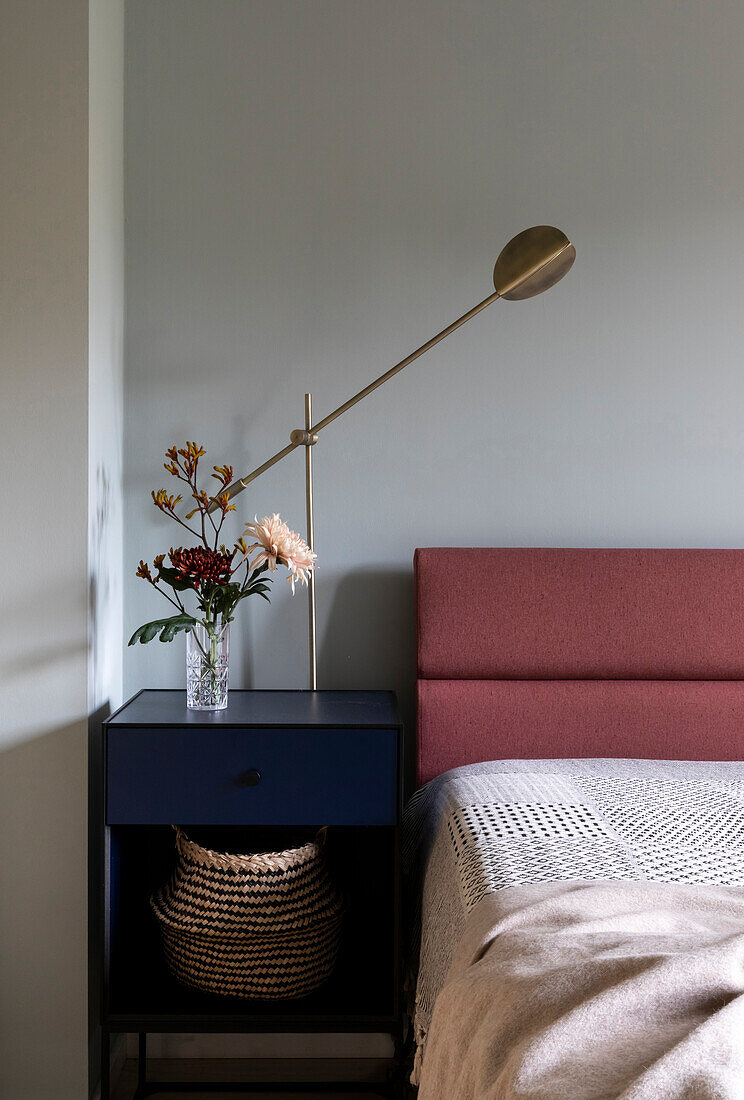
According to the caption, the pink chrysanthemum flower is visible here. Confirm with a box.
[243,514,317,593]
[278,529,318,593]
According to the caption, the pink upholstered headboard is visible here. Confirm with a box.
[416,548,744,785]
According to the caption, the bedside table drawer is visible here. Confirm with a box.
[107,727,398,825]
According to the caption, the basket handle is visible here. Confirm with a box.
[169,825,328,871]
[172,825,328,849]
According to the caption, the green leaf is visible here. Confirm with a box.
[219,590,245,623]
[128,613,198,646]
[157,566,195,591]
[159,614,198,642]
[210,582,240,614]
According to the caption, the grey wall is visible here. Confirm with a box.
[1,3,90,1097]
[0,1,124,1096]
[124,0,744,721]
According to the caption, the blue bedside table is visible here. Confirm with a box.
[95,689,405,1098]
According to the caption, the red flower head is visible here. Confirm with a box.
[169,546,234,590]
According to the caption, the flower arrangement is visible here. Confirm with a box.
[129,442,316,708]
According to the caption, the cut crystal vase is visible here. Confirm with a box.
[186,623,230,711]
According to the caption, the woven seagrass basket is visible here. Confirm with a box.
[150,827,344,1000]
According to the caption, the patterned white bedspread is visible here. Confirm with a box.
[403,757,744,1075]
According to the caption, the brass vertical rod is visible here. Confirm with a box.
[304,393,317,690]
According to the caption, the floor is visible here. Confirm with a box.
[112,1058,398,1099]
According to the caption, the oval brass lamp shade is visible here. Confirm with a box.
[493,225,575,301]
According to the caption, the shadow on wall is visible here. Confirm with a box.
[320,566,417,790]
[89,463,112,696]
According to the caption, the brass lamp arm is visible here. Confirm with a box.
[210,224,575,510]
[199,225,575,693]
[211,287,501,508]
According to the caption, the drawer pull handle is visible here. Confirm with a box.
[235,769,261,788]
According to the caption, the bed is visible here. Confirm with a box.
[407,548,744,1099]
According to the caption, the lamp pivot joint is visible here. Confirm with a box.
[290,428,319,447]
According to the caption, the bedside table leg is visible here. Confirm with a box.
[100,1029,110,1100]
[132,1032,147,1099]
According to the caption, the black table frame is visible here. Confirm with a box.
[93,690,408,1099]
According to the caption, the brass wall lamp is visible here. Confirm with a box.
[207,224,576,688]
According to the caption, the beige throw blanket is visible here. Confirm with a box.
[419,879,744,1099]
[405,760,744,1097]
